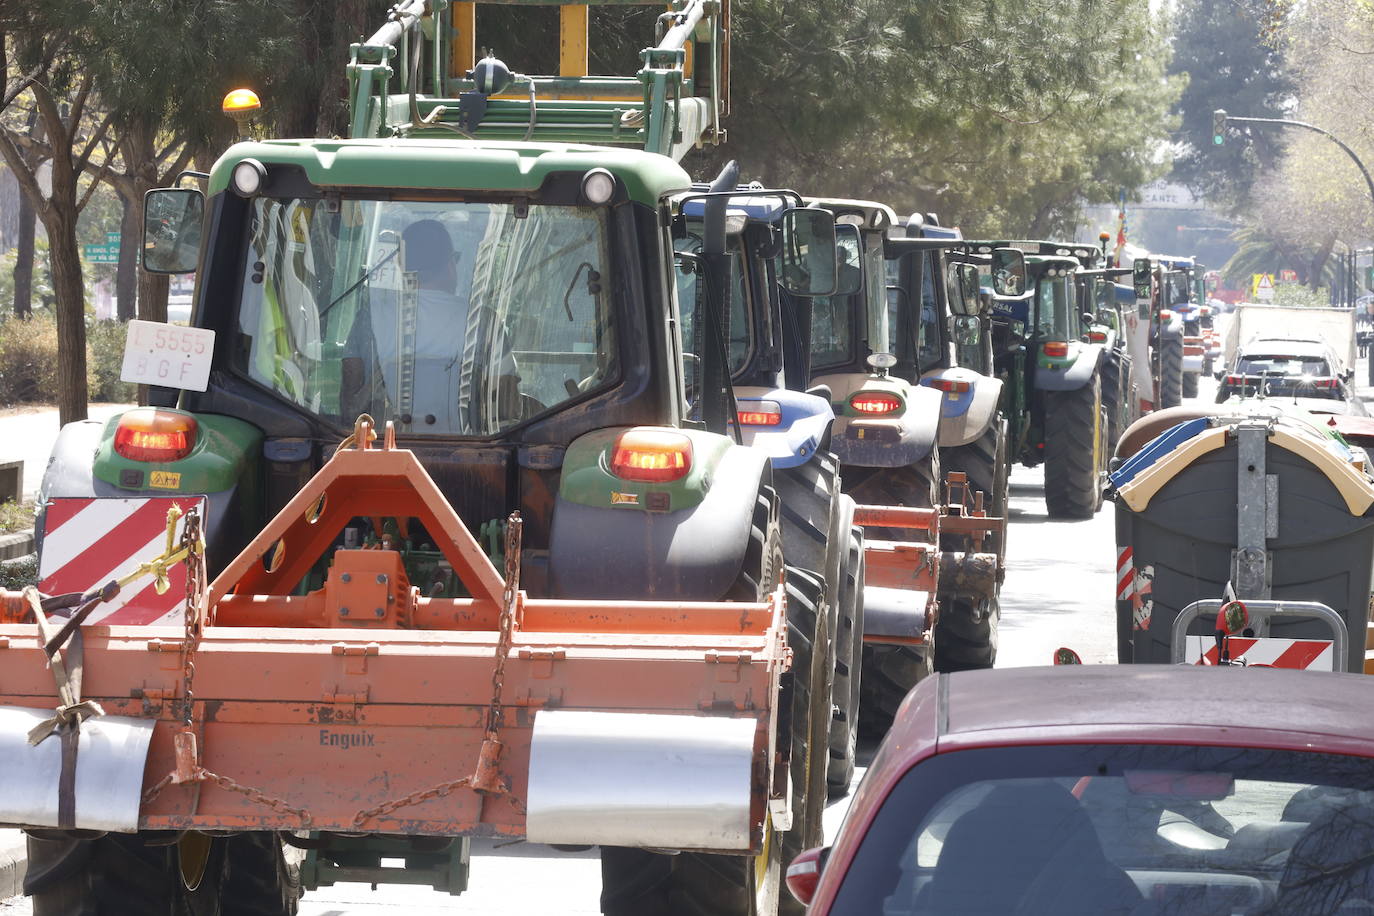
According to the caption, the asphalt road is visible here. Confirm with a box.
[4,350,1373,913]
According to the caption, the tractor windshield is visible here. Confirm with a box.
[1034,274,1074,342]
[232,197,617,437]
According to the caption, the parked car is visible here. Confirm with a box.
[1216,337,1355,404]
[787,665,1374,914]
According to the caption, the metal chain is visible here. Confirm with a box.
[195,767,313,825]
[487,512,522,734]
[352,776,474,829]
[180,509,206,727]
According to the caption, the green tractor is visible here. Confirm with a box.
[980,242,1111,519]
[25,3,846,914]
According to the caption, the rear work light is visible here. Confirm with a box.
[1042,341,1070,358]
[113,409,198,463]
[736,399,783,426]
[849,392,902,415]
[927,378,971,394]
[1085,330,1108,343]
[610,430,693,483]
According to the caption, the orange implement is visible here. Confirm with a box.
[0,419,788,850]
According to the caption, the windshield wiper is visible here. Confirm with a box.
[318,244,403,323]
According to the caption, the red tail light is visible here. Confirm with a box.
[1225,375,1246,386]
[1159,309,1174,321]
[113,409,198,463]
[736,400,782,426]
[1086,330,1108,343]
[1313,378,1339,389]
[1042,341,1070,358]
[786,847,825,905]
[927,378,971,394]
[849,392,902,415]
[611,430,693,482]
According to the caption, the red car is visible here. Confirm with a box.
[788,666,1374,914]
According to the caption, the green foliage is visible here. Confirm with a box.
[1169,0,1294,209]
[684,0,1180,236]
[0,554,39,590]
[0,312,133,405]
[0,311,60,405]
[1272,282,1329,308]
[86,318,136,403]
[0,500,35,535]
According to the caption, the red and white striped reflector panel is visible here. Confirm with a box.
[1183,636,1336,671]
[1116,547,1134,601]
[38,497,207,626]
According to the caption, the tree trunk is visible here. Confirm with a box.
[46,207,89,426]
[137,269,169,324]
[115,188,139,320]
[13,192,35,319]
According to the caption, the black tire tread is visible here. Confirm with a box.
[601,487,815,916]
[934,598,999,671]
[1043,374,1102,519]
[826,521,863,798]
[1159,335,1183,409]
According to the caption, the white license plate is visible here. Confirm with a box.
[119,319,215,392]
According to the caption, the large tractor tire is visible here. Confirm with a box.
[1043,373,1105,519]
[940,420,1009,563]
[601,490,829,916]
[841,452,939,541]
[934,597,999,672]
[845,457,939,740]
[857,640,932,739]
[223,834,302,915]
[773,457,857,799]
[1101,354,1133,453]
[826,522,864,798]
[1182,370,1199,400]
[27,831,296,916]
[1158,336,1183,409]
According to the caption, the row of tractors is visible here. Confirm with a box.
[0,2,1217,914]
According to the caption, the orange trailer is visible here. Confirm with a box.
[0,420,790,865]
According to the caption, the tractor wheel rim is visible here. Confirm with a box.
[178,832,213,891]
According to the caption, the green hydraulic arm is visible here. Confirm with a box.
[346,0,728,161]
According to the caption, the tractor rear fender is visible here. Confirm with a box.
[549,427,770,600]
[1034,342,1104,392]
[918,367,1005,448]
[813,373,942,468]
[732,385,834,470]
[35,412,261,563]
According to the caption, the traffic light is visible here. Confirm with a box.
[1212,109,1227,146]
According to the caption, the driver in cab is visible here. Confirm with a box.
[341,219,519,432]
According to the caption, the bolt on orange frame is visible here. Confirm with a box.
[0,418,789,854]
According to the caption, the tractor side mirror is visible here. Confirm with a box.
[945,259,967,313]
[949,314,981,347]
[991,247,1026,297]
[960,264,983,313]
[1133,257,1154,299]
[143,188,204,274]
[832,224,863,297]
[779,207,838,297]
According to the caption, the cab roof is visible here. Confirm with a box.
[802,197,899,233]
[210,138,691,207]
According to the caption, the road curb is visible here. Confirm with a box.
[0,529,34,562]
[0,829,26,899]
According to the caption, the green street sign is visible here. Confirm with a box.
[84,243,120,264]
